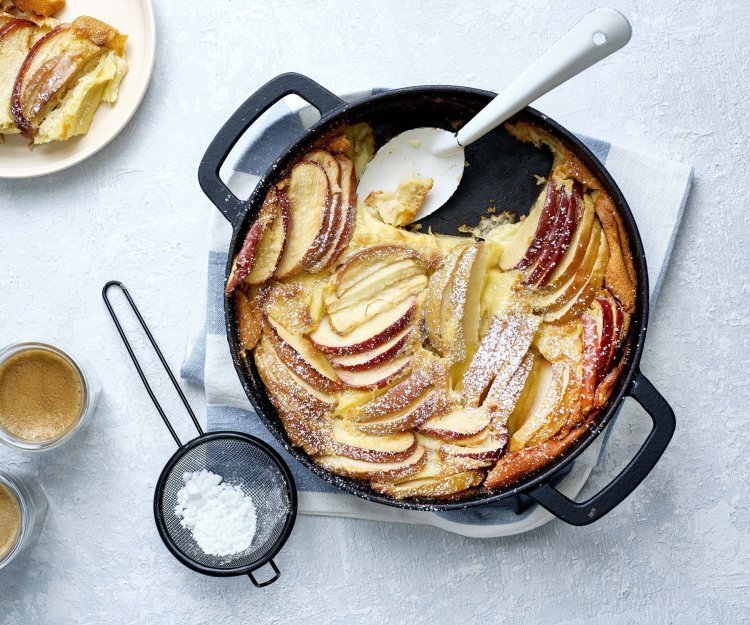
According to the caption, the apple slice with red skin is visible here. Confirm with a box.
[0,17,36,40]
[371,469,484,499]
[311,155,357,270]
[538,192,596,293]
[461,313,539,407]
[328,327,411,371]
[326,266,426,335]
[335,355,411,390]
[418,406,491,440]
[355,390,449,435]
[515,178,562,270]
[264,315,342,393]
[483,350,536,425]
[524,181,582,287]
[601,291,624,377]
[254,336,334,454]
[330,420,416,463]
[303,150,342,270]
[580,313,598,416]
[355,364,445,422]
[542,224,610,323]
[317,445,426,481]
[438,430,509,461]
[274,161,331,278]
[225,187,283,294]
[593,295,614,384]
[245,190,289,285]
[332,245,433,298]
[309,296,415,356]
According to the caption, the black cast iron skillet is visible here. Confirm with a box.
[198,73,675,525]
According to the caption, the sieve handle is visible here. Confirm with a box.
[102,280,203,447]
[247,559,281,587]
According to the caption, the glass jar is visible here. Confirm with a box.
[0,471,47,570]
[0,342,101,451]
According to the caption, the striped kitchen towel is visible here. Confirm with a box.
[181,89,693,537]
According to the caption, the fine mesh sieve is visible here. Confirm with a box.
[103,281,297,587]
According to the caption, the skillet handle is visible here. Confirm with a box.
[526,370,675,526]
[198,72,345,227]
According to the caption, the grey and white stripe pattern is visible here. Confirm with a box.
[181,89,693,537]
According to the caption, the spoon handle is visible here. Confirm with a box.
[448,8,631,151]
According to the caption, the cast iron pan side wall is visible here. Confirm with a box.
[224,86,649,512]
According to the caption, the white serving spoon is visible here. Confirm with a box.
[357,8,632,222]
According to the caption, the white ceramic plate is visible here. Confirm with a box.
[0,0,156,179]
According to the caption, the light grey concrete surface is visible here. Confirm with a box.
[1,1,748,623]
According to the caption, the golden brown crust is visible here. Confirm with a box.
[484,420,590,490]
[71,15,126,55]
[593,192,637,312]
[11,0,64,17]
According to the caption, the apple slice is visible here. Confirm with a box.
[332,245,432,298]
[531,219,602,314]
[538,192,596,293]
[303,150,342,269]
[543,227,610,323]
[274,161,331,278]
[234,288,263,351]
[371,469,484,499]
[225,187,283,294]
[499,178,562,271]
[599,291,624,378]
[328,327,411,371]
[317,445,426,481]
[439,431,508,461]
[592,295,614,382]
[254,336,334,454]
[335,355,411,390]
[423,247,464,352]
[245,189,289,284]
[580,312,599,416]
[355,364,445,422]
[330,420,416,463]
[483,351,535,425]
[309,296,415,355]
[497,180,553,270]
[327,258,421,310]
[355,390,449,435]
[524,181,581,287]
[508,360,569,451]
[435,243,490,362]
[309,155,357,271]
[0,17,39,134]
[328,273,426,336]
[264,315,341,393]
[418,406,491,440]
[461,313,540,407]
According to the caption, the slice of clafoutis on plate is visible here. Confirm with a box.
[228,119,637,500]
[9,15,127,143]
